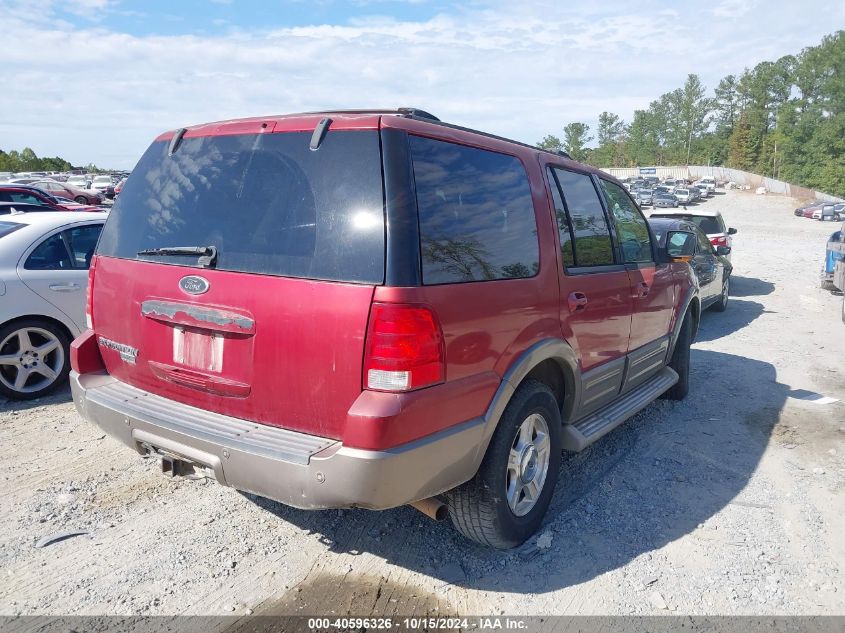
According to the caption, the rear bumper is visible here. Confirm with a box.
[70,371,484,510]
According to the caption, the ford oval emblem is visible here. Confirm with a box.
[179,275,209,295]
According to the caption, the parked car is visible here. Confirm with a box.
[90,175,116,196]
[31,179,104,205]
[113,178,127,197]
[649,209,737,256]
[821,223,844,291]
[653,193,679,208]
[0,202,58,215]
[66,175,91,189]
[795,202,823,217]
[649,218,732,312]
[694,184,712,198]
[70,108,701,549]
[674,188,693,204]
[695,178,717,194]
[0,212,106,399]
[816,203,838,221]
[635,189,653,206]
[0,185,102,212]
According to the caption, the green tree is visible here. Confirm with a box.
[536,134,563,153]
[562,122,592,162]
[592,112,627,166]
[728,112,755,171]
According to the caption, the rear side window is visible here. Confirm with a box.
[553,169,615,267]
[97,131,385,284]
[25,233,74,270]
[547,169,575,267]
[410,136,539,284]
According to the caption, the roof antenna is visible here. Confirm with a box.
[310,118,332,151]
[168,128,187,156]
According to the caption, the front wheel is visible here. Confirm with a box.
[447,380,562,549]
[663,313,691,401]
[74,196,87,204]
[710,276,730,312]
[0,319,70,400]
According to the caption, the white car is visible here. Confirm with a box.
[66,175,91,189]
[696,177,717,194]
[0,212,105,400]
[90,175,115,193]
[648,208,737,259]
[674,188,692,204]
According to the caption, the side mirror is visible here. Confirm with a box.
[728,227,737,235]
[715,245,732,256]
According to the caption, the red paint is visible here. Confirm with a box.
[91,256,375,441]
[70,329,104,374]
[81,111,694,453]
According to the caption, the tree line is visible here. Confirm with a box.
[0,147,73,174]
[537,30,845,197]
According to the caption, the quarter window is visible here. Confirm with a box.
[25,233,73,270]
[552,169,615,267]
[410,136,539,284]
[600,179,653,264]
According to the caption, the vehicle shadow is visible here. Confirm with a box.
[0,384,72,412]
[730,276,775,297]
[694,298,765,343]
[247,350,785,597]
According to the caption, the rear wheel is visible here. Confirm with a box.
[74,196,86,204]
[0,319,70,400]
[663,313,691,401]
[447,380,561,549]
[710,276,730,312]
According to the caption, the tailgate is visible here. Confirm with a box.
[93,257,374,439]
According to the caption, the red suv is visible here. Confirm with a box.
[70,109,700,548]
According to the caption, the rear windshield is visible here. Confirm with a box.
[97,130,385,284]
[652,214,722,234]
[0,221,24,238]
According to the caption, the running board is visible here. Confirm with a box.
[562,366,678,452]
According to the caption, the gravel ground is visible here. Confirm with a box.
[0,189,843,618]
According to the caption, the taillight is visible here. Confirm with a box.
[85,255,98,329]
[363,303,445,392]
[710,236,728,247]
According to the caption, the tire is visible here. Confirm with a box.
[663,313,691,401]
[446,380,562,549]
[821,279,835,291]
[74,196,87,204]
[0,319,71,400]
[710,276,729,312]
[841,294,845,325]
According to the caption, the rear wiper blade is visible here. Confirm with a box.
[136,245,218,268]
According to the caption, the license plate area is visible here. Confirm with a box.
[173,326,224,372]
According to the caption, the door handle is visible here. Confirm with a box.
[636,282,650,298]
[49,283,81,292]
[568,292,588,312]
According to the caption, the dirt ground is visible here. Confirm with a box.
[0,189,843,618]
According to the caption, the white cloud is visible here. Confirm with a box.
[0,0,841,168]
[713,0,758,18]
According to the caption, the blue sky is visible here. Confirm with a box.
[0,0,842,168]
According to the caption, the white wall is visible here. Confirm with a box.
[601,166,843,202]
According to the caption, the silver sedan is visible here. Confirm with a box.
[0,212,105,400]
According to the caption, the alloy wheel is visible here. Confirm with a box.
[506,413,551,517]
[0,327,64,394]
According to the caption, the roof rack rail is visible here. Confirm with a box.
[271,109,584,164]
